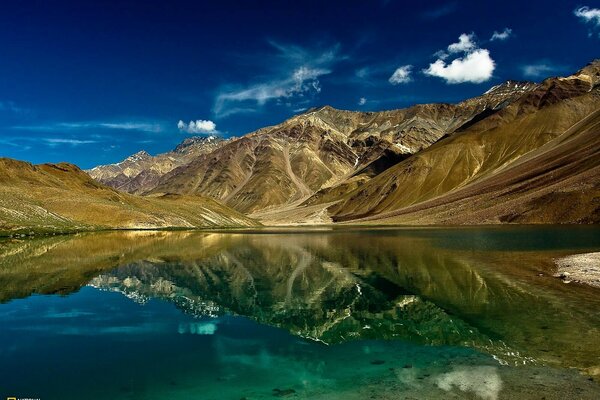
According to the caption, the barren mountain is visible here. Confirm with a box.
[328,61,600,224]
[87,135,227,194]
[0,158,257,235]
[87,60,600,225]
[143,81,536,214]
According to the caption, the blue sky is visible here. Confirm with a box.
[1,0,599,169]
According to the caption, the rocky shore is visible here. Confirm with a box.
[555,252,600,288]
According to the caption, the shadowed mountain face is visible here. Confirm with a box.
[2,228,600,376]
[329,62,600,224]
[0,158,257,235]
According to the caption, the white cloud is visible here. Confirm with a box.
[177,119,217,134]
[215,66,328,117]
[447,33,477,53]
[490,28,513,41]
[424,34,495,84]
[358,97,367,105]
[424,49,495,84]
[574,6,600,25]
[214,42,342,117]
[574,6,600,37]
[521,63,559,78]
[389,65,413,85]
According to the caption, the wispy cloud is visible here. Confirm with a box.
[355,67,371,79]
[97,122,162,132]
[0,136,98,148]
[177,119,217,134]
[574,6,600,37]
[422,2,457,19]
[490,28,513,41]
[43,138,98,147]
[12,121,163,133]
[424,33,495,84]
[214,42,343,118]
[0,100,27,114]
[358,97,367,105]
[352,64,400,87]
[389,65,413,85]
[521,62,563,78]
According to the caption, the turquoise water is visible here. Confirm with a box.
[1,226,599,399]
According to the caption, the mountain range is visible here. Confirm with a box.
[1,60,598,234]
[88,60,600,225]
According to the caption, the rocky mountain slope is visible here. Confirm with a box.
[87,135,227,194]
[0,158,257,235]
[87,60,600,225]
[141,81,537,214]
[328,61,600,224]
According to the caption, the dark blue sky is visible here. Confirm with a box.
[1,0,598,168]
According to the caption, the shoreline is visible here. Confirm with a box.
[2,223,600,239]
[555,252,600,288]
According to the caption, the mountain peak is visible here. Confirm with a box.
[173,135,222,153]
[483,80,536,96]
[126,150,151,162]
[570,59,600,88]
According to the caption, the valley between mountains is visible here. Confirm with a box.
[2,60,599,234]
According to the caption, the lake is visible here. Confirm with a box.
[1,226,599,399]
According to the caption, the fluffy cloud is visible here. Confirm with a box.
[574,6,600,25]
[389,65,413,85]
[447,33,477,53]
[424,34,495,84]
[574,6,600,37]
[490,28,513,41]
[358,97,367,105]
[177,119,217,134]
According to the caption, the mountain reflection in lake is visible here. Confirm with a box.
[1,227,599,399]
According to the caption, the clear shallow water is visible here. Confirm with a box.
[0,226,599,399]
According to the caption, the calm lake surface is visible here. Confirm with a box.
[1,226,599,399]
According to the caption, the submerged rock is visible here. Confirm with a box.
[272,388,296,397]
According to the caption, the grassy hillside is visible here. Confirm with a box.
[0,158,258,235]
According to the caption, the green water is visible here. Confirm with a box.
[0,226,599,399]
